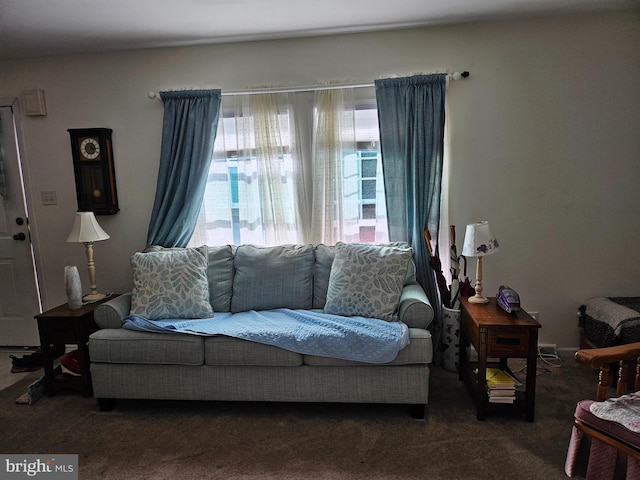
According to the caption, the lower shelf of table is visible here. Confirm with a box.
[460,361,532,420]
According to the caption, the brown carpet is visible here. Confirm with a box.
[0,356,597,480]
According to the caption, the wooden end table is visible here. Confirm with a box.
[458,297,541,421]
[35,294,119,397]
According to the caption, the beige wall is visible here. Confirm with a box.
[1,10,638,348]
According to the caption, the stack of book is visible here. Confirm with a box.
[484,367,520,404]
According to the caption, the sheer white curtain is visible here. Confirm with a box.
[190,93,302,246]
[189,86,387,248]
[309,88,388,245]
[251,93,300,245]
[309,89,355,244]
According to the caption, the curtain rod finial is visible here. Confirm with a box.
[451,71,470,80]
[148,91,158,100]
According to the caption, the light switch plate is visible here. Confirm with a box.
[41,190,57,205]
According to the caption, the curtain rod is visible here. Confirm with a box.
[147,71,469,100]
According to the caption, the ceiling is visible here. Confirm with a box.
[0,0,637,61]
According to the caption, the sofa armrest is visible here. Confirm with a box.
[398,284,434,330]
[94,293,132,329]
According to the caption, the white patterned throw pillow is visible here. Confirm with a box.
[324,242,413,322]
[130,245,213,319]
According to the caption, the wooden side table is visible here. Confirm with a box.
[458,297,541,421]
[35,294,119,397]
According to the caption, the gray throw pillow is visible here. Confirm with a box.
[130,245,213,319]
[324,242,413,322]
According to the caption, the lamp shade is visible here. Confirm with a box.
[66,212,110,243]
[461,221,499,257]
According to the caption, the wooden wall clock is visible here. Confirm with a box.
[68,128,119,215]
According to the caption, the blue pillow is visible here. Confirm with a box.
[130,246,213,319]
[324,242,413,321]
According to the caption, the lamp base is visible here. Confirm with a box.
[468,294,489,304]
[82,292,107,303]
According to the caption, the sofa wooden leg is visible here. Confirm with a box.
[410,403,427,420]
[97,398,116,411]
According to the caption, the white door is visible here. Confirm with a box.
[0,102,42,346]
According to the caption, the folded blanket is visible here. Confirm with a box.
[123,308,410,364]
[583,297,640,337]
[590,391,640,433]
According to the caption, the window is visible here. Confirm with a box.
[189,88,388,247]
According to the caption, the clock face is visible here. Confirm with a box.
[79,137,101,160]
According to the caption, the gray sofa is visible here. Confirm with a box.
[89,243,434,417]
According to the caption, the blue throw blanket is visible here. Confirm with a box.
[123,308,409,364]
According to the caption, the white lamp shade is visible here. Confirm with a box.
[461,221,499,257]
[66,212,110,243]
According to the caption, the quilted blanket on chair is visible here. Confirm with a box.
[580,297,640,347]
[123,308,410,364]
[590,392,640,433]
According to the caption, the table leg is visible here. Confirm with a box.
[77,340,92,397]
[477,327,488,421]
[525,329,539,422]
[40,343,56,396]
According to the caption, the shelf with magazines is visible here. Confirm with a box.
[475,365,523,404]
[461,362,523,398]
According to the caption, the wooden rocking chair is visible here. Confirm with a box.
[565,342,640,478]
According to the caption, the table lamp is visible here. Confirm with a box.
[461,221,499,304]
[66,211,110,302]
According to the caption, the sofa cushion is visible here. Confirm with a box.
[207,245,234,312]
[231,244,314,312]
[313,244,335,309]
[303,328,432,366]
[404,256,417,285]
[130,245,213,319]
[324,242,412,322]
[89,329,204,365]
[204,336,303,366]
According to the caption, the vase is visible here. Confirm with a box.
[442,306,461,372]
[64,265,83,309]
